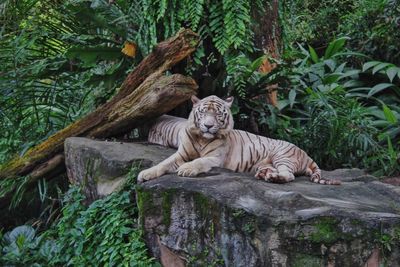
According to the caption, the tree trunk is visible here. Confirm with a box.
[254,0,281,107]
[0,29,199,181]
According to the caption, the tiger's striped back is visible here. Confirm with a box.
[148,115,187,148]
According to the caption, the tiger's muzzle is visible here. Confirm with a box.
[199,115,219,138]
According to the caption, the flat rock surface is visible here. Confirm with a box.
[64,137,175,202]
[142,168,400,224]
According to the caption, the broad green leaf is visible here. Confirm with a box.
[288,89,296,108]
[343,79,363,88]
[348,87,372,93]
[333,51,369,58]
[298,43,310,57]
[4,225,35,245]
[335,62,346,73]
[308,45,319,63]
[345,92,370,99]
[250,55,267,72]
[324,59,336,71]
[323,73,341,84]
[362,61,381,72]
[277,99,290,111]
[324,40,335,59]
[382,104,398,124]
[387,136,395,155]
[386,66,398,82]
[338,69,360,80]
[328,37,349,57]
[372,63,392,74]
[324,37,349,59]
[371,120,390,127]
[368,83,393,96]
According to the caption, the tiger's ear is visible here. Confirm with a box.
[225,96,234,107]
[191,95,201,106]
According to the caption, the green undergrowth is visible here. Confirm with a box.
[0,167,157,267]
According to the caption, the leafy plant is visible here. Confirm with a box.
[282,0,400,65]
[340,0,400,64]
[0,0,133,166]
[0,225,54,266]
[1,179,156,266]
[235,37,399,174]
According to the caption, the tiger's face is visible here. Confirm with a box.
[189,95,234,139]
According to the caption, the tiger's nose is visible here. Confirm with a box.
[204,123,213,129]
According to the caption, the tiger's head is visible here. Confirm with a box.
[188,95,234,139]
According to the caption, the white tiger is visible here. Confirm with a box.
[138,95,340,185]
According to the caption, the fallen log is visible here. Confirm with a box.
[0,29,199,181]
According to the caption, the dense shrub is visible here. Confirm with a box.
[0,184,155,266]
[283,0,400,64]
[231,38,400,174]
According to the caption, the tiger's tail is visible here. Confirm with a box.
[309,161,341,185]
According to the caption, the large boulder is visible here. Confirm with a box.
[64,138,400,266]
[64,137,175,202]
[138,169,400,267]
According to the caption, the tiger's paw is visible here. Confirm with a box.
[255,166,278,180]
[255,167,295,184]
[177,163,201,177]
[137,167,160,183]
[267,171,295,184]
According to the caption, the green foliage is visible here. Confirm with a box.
[0,0,266,166]
[340,0,400,64]
[1,184,156,266]
[0,176,30,209]
[225,53,267,99]
[132,0,258,56]
[282,0,356,48]
[285,40,400,173]
[283,0,400,64]
[292,89,380,169]
[231,37,400,174]
[0,225,52,266]
[0,0,135,165]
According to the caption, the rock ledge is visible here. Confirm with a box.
[64,138,400,266]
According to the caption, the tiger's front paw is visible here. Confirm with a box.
[177,163,201,177]
[138,167,161,183]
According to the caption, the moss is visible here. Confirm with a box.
[292,253,322,267]
[374,226,400,255]
[232,209,245,218]
[83,158,95,186]
[0,156,27,178]
[243,218,256,235]
[210,220,215,238]
[350,219,363,226]
[187,243,225,267]
[297,232,305,241]
[310,217,339,243]
[193,193,210,217]
[161,189,176,228]
[136,187,154,229]
[0,116,89,178]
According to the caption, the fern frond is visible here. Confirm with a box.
[209,1,230,54]
[223,0,251,50]
[187,0,204,31]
